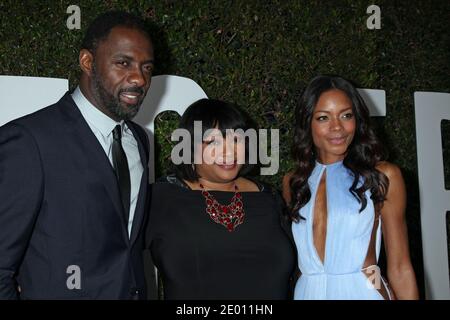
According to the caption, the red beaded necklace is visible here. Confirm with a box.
[199,183,245,232]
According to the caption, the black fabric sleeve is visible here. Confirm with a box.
[0,123,44,299]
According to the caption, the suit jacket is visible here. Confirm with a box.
[0,92,150,299]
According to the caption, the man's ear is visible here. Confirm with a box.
[79,49,94,76]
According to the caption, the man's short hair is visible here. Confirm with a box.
[81,10,151,53]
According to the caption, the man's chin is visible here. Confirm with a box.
[119,103,141,120]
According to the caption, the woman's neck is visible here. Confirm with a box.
[316,153,346,165]
[196,177,237,191]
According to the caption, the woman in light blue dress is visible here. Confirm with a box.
[283,75,419,300]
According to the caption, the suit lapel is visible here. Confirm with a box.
[61,93,130,242]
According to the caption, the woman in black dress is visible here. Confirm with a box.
[146,99,296,299]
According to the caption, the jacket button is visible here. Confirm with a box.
[130,289,139,300]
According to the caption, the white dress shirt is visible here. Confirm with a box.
[71,86,143,237]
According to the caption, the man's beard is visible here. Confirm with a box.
[91,64,144,121]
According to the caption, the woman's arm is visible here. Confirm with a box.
[377,162,419,299]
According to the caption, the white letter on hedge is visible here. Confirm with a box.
[415,92,450,299]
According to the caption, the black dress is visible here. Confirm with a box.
[146,175,296,300]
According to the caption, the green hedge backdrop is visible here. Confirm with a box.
[1,0,449,298]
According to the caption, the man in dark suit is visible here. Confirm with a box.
[0,11,154,299]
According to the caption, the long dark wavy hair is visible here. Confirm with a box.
[289,75,389,221]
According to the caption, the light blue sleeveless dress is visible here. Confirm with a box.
[292,160,390,300]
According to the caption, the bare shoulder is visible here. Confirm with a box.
[182,179,198,190]
[375,161,403,182]
[237,177,260,192]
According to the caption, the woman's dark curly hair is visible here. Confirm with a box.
[289,75,389,221]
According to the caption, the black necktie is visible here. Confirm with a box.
[112,124,130,225]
